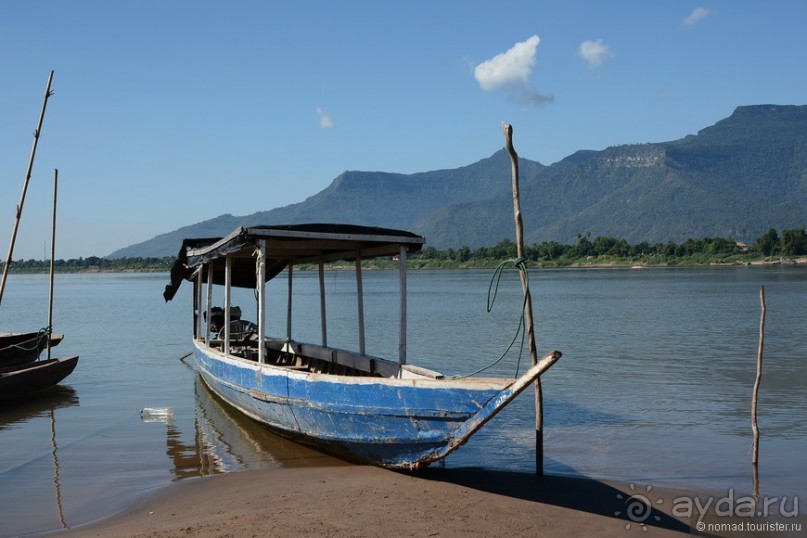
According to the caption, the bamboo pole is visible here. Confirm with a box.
[0,70,55,305]
[47,169,58,360]
[398,245,408,365]
[751,286,766,464]
[287,263,294,341]
[194,272,202,340]
[319,261,327,346]
[224,255,232,356]
[257,240,267,365]
[502,122,543,474]
[355,253,366,356]
[205,267,213,347]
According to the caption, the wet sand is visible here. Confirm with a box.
[51,466,694,537]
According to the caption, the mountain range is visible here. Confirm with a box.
[110,104,807,258]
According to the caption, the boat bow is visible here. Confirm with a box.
[405,350,562,470]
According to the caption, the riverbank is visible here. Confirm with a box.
[4,256,805,274]
[51,466,695,537]
[15,227,807,275]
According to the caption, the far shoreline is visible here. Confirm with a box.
[6,256,807,275]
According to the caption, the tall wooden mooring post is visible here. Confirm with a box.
[502,122,545,475]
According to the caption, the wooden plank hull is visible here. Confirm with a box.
[194,342,558,470]
[0,331,64,366]
[0,356,79,401]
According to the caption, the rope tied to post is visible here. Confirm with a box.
[7,326,52,352]
[451,257,531,379]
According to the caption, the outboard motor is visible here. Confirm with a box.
[204,306,243,333]
[204,306,224,328]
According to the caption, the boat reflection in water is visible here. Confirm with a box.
[0,385,78,430]
[160,375,342,481]
[0,386,79,531]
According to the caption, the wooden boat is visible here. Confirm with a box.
[164,224,561,470]
[0,330,64,366]
[0,356,78,401]
[1,72,71,376]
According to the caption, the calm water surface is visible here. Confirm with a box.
[0,267,805,536]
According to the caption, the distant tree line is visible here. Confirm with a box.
[1,228,805,273]
[412,227,807,265]
[0,256,175,273]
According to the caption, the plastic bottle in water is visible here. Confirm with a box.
[140,407,173,423]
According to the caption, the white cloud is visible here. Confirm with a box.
[474,35,553,107]
[682,7,711,27]
[316,107,334,128]
[577,39,613,68]
[474,35,540,91]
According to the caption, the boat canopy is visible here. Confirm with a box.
[163,224,425,302]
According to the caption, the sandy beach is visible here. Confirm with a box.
[47,466,696,537]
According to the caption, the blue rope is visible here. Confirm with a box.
[451,257,530,379]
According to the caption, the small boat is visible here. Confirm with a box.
[0,356,78,401]
[1,72,71,378]
[164,224,560,470]
[0,330,64,366]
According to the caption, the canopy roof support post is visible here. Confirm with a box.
[257,240,267,364]
[205,265,213,347]
[192,275,197,340]
[398,245,407,366]
[194,271,202,340]
[286,263,293,342]
[318,261,327,347]
[355,253,365,356]
[224,255,232,357]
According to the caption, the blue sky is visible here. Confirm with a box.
[1,1,805,259]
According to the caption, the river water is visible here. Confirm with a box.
[0,267,805,536]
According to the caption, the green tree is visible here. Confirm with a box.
[489,239,517,259]
[704,237,736,255]
[591,236,617,256]
[575,231,593,257]
[679,238,705,256]
[752,228,779,256]
[533,241,567,260]
[779,228,807,256]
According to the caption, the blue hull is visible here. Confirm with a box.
[194,342,558,469]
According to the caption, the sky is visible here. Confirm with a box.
[1,1,805,260]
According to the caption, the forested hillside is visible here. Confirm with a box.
[110,105,807,257]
